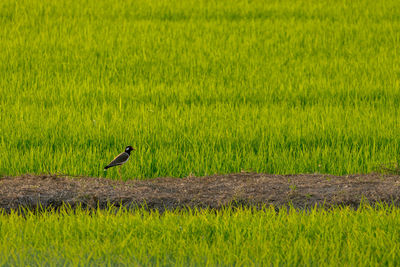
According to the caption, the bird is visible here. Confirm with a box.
[104,146,135,178]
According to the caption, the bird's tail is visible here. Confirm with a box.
[104,166,110,171]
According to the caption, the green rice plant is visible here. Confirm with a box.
[1,0,400,179]
[0,204,399,266]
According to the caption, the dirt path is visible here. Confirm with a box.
[1,173,400,212]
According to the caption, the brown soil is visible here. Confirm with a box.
[1,173,400,212]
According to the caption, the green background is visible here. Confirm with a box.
[1,0,400,179]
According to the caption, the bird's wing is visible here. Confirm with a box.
[105,152,130,168]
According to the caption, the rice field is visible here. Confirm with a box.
[0,205,399,266]
[1,0,400,179]
[1,0,400,265]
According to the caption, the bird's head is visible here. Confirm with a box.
[125,146,135,154]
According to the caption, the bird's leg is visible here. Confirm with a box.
[118,166,122,179]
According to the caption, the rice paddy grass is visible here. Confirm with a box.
[1,0,400,179]
[0,205,399,266]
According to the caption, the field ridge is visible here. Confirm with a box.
[2,172,400,212]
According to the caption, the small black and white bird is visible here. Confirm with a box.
[104,146,135,176]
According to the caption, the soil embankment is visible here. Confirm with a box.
[1,173,400,212]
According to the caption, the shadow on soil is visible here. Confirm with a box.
[1,172,400,213]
